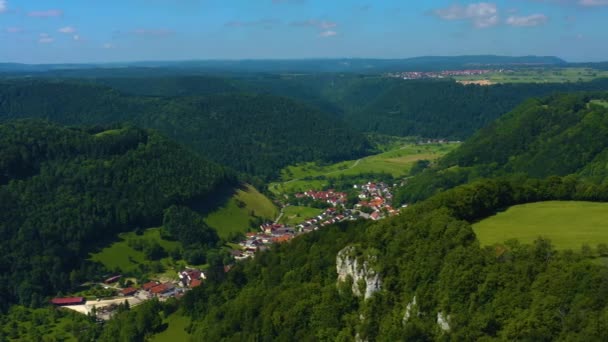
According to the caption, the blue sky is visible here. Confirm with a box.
[1,0,607,63]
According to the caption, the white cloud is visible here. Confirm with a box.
[0,0,7,13]
[507,14,548,26]
[319,30,337,37]
[578,0,608,5]
[38,33,54,44]
[291,19,337,29]
[28,9,63,17]
[434,2,499,28]
[133,28,174,36]
[58,26,76,34]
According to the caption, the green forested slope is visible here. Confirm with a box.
[397,92,608,203]
[0,80,372,179]
[0,120,230,311]
[50,74,608,140]
[157,176,608,341]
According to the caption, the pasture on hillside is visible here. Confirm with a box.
[89,228,188,276]
[473,201,608,251]
[203,184,278,238]
[270,142,458,194]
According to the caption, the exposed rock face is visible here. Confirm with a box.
[437,312,451,332]
[402,296,417,325]
[336,245,382,299]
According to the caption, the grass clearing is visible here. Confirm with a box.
[473,201,608,250]
[204,184,278,238]
[279,206,323,225]
[89,228,182,275]
[269,143,458,194]
[590,99,608,108]
[150,312,191,342]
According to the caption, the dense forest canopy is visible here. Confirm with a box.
[0,80,372,179]
[176,175,608,341]
[90,74,608,139]
[0,55,566,74]
[396,92,608,203]
[0,120,231,311]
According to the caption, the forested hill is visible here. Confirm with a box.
[93,75,608,139]
[0,120,231,310]
[397,92,608,203]
[0,80,372,179]
[159,176,608,341]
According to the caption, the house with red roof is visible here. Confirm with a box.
[51,297,85,306]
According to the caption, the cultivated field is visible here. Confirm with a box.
[269,142,458,194]
[473,201,608,250]
[454,67,608,84]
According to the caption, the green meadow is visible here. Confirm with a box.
[279,206,323,225]
[454,67,608,84]
[473,201,608,250]
[270,143,458,194]
[150,312,191,342]
[204,184,278,238]
[89,228,182,275]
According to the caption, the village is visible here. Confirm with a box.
[232,181,403,260]
[386,69,504,80]
[49,181,402,320]
[50,268,206,320]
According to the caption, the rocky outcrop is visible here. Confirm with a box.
[402,296,417,325]
[336,245,382,299]
[437,312,451,332]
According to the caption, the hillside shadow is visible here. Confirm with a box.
[187,182,246,217]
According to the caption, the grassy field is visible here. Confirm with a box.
[204,184,278,238]
[473,201,608,250]
[150,312,191,342]
[269,143,458,194]
[454,67,608,84]
[279,206,323,225]
[590,99,608,108]
[89,228,184,275]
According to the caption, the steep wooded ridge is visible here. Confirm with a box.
[174,176,608,341]
[397,92,608,203]
[0,120,231,311]
[0,80,372,179]
[96,75,608,139]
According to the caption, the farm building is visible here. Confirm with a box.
[51,297,86,306]
[142,281,159,291]
[120,287,137,296]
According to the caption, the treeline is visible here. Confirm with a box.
[0,120,231,311]
[95,74,608,139]
[396,92,608,203]
[145,175,608,341]
[0,80,372,179]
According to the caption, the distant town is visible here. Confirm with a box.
[387,69,504,80]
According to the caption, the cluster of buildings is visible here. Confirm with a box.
[233,207,350,260]
[387,69,500,80]
[354,182,400,220]
[231,181,404,260]
[294,189,348,206]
